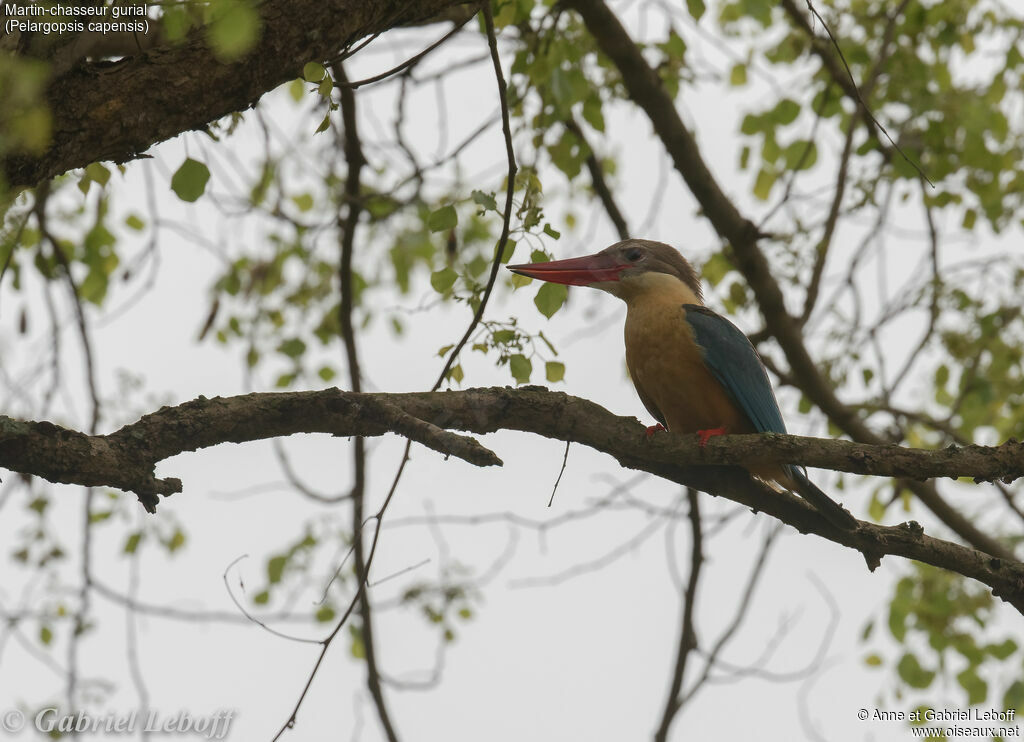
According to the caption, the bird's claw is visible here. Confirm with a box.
[645,423,667,438]
[696,427,727,447]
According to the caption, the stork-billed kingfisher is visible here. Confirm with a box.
[508,239,858,531]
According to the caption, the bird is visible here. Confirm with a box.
[507,238,858,531]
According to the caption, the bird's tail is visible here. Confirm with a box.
[787,468,858,531]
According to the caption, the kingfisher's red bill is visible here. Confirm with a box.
[506,238,858,530]
[507,251,630,286]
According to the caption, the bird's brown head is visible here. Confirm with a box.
[507,239,703,304]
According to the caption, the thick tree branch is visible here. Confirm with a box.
[3,387,1024,614]
[2,0,472,187]
[2,388,1022,504]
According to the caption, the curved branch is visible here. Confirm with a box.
[1,388,1022,502]
[2,386,1024,611]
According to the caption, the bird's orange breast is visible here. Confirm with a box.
[624,299,753,435]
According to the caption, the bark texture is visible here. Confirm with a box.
[2,0,472,187]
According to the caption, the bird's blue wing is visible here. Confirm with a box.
[682,304,787,435]
[683,306,857,527]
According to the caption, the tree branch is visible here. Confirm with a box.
[2,388,1022,504]
[2,0,473,187]
[3,387,1024,610]
[654,488,702,742]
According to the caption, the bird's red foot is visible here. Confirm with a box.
[696,427,727,448]
[645,423,667,438]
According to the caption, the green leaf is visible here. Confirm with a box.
[277,337,306,359]
[550,66,573,113]
[896,653,935,689]
[428,205,458,232]
[124,213,145,231]
[40,625,53,645]
[864,653,883,667]
[727,281,747,308]
[349,624,365,659]
[783,140,818,170]
[315,605,336,622]
[701,252,733,286]
[167,529,185,553]
[80,267,111,306]
[772,98,801,125]
[471,190,497,211]
[889,584,909,642]
[543,223,561,239]
[545,361,565,382]
[303,62,326,82]
[956,667,988,705]
[686,0,706,20]
[317,365,336,382]
[292,193,314,212]
[430,267,458,293]
[85,162,110,186]
[162,4,195,41]
[582,97,605,131]
[206,0,261,61]
[499,238,517,264]
[123,532,143,554]
[662,30,687,60]
[988,638,1017,660]
[267,555,287,584]
[315,113,331,133]
[962,208,977,230]
[753,168,777,200]
[534,281,568,318]
[729,63,747,86]
[509,353,532,384]
[253,590,270,605]
[170,158,211,202]
[740,114,761,136]
[1004,680,1024,711]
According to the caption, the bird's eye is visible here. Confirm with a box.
[625,249,644,262]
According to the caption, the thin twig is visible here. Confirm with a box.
[333,19,471,89]
[564,117,630,240]
[434,1,517,387]
[653,488,703,742]
[335,63,401,742]
[547,441,571,507]
[679,525,780,707]
[791,0,932,186]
